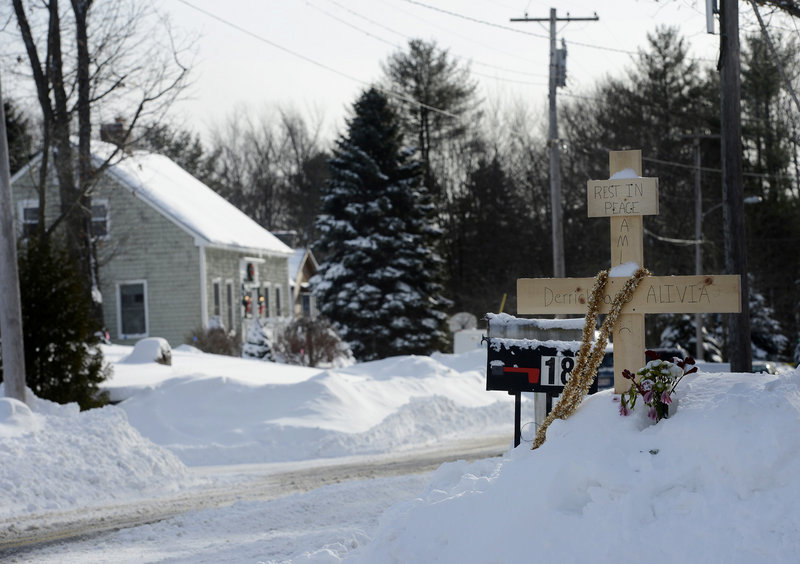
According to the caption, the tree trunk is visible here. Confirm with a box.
[72,0,103,325]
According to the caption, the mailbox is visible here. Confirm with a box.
[487,339,598,395]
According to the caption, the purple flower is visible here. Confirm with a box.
[648,406,658,421]
[643,389,654,404]
[619,400,631,416]
[661,391,672,405]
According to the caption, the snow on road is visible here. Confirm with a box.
[6,342,798,563]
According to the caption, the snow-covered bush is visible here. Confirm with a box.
[242,319,274,361]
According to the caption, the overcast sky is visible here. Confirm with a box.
[160,0,739,141]
[4,1,782,144]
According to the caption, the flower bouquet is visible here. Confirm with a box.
[619,350,697,422]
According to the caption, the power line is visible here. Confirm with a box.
[327,0,548,78]
[642,154,798,181]
[401,0,549,40]
[402,0,636,55]
[307,0,400,49]
[307,0,548,86]
[175,0,460,120]
[402,0,719,61]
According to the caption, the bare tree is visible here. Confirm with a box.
[8,0,193,317]
[207,106,329,241]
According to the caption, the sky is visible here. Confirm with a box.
[2,340,799,562]
[161,0,730,141]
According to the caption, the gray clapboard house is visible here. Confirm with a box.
[10,141,293,347]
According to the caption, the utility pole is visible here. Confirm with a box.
[718,0,752,372]
[511,8,598,279]
[0,72,27,403]
[682,132,720,362]
[694,136,704,361]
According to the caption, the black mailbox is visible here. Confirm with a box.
[486,339,598,395]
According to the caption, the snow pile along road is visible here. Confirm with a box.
[111,348,512,466]
[349,366,800,563]
[0,345,511,519]
[0,388,191,518]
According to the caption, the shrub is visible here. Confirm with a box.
[274,317,353,367]
[186,326,241,356]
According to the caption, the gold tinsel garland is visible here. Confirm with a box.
[531,266,651,450]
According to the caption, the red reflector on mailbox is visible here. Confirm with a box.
[486,339,598,395]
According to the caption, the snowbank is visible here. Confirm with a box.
[0,387,192,518]
[350,367,800,563]
[115,348,512,465]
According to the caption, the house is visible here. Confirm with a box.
[10,141,293,347]
[288,247,319,318]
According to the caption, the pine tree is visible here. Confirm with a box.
[242,319,273,361]
[313,88,448,361]
[749,281,789,360]
[381,39,480,199]
[448,155,530,315]
[658,313,724,362]
[2,238,110,409]
[3,99,32,175]
[138,122,213,183]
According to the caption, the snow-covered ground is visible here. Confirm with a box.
[2,343,800,562]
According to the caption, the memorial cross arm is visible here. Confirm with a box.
[518,274,741,315]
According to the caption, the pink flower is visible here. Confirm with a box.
[648,407,658,421]
[661,391,672,405]
[619,401,631,416]
[643,389,654,404]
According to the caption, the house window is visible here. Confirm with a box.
[262,284,270,318]
[225,281,234,330]
[275,286,282,317]
[91,199,109,239]
[19,200,39,238]
[301,292,313,317]
[117,281,148,338]
[212,280,221,317]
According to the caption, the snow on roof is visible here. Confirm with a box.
[103,145,291,256]
[288,249,306,282]
[288,247,319,282]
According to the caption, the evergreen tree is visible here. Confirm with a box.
[658,314,724,362]
[381,39,480,199]
[448,155,531,316]
[3,99,33,175]
[749,281,789,360]
[138,122,213,182]
[242,319,274,361]
[741,32,800,361]
[312,88,448,361]
[1,238,110,409]
[561,26,719,280]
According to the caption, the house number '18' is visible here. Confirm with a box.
[540,356,575,386]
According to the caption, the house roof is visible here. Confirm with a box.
[288,248,319,283]
[102,145,292,256]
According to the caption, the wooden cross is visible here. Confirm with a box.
[517,150,741,392]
